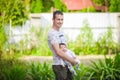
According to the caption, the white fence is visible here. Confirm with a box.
[30,13,120,42]
[6,13,120,47]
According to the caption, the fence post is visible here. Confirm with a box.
[117,14,120,44]
[9,19,12,54]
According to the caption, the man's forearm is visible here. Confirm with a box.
[57,50,76,65]
[52,43,77,65]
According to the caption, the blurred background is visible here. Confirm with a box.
[0,0,120,79]
[0,0,120,55]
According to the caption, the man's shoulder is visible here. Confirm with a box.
[48,29,56,35]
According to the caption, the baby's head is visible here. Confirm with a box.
[59,43,67,52]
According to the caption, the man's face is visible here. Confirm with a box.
[53,14,63,29]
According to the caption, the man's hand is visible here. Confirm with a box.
[71,59,77,66]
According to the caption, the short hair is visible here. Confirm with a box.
[53,10,63,19]
[59,43,66,47]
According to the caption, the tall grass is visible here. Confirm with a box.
[6,26,52,56]
[88,53,120,80]
[73,63,90,80]
[68,24,118,55]
[27,62,54,80]
[1,53,120,80]
[1,57,28,80]
[23,26,52,56]
[1,56,54,80]
[2,21,119,56]
[2,64,27,80]
[71,20,93,55]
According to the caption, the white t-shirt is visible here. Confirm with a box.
[47,28,67,65]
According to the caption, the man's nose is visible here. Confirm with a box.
[60,20,63,23]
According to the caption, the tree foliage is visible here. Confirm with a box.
[0,0,119,28]
[109,0,120,12]
[30,0,43,13]
[0,0,28,26]
[41,0,54,12]
[92,0,120,12]
[54,0,67,12]
[92,0,106,6]
[30,0,67,13]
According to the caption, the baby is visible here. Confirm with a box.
[59,43,80,76]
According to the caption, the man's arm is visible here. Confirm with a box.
[52,43,76,65]
[69,50,77,59]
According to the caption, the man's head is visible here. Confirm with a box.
[52,11,63,30]
[59,43,67,52]
[53,11,63,19]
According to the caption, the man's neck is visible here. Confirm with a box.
[52,26,59,31]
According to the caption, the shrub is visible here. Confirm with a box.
[88,54,120,80]
[27,62,54,80]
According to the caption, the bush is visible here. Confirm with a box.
[28,62,54,80]
[0,57,54,80]
[0,0,28,26]
[88,54,120,80]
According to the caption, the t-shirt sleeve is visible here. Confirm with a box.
[50,34,58,44]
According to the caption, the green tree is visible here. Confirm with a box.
[92,0,120,12]
[0,0,28,26]
[92,0,106,6]
[30,0,43,13]
[54,0,67,12]
[41,0,54,12]
[109,0,120,12]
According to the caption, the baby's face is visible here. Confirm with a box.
[60,45,67,52]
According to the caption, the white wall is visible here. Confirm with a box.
[30,13,120,42]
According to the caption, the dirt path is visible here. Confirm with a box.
[20,55,114,65]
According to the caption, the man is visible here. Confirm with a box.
[47,10,77,80]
